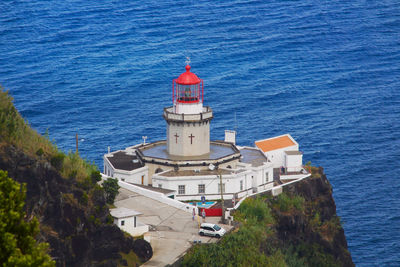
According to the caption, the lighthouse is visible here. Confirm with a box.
[163,65,213,157]
[104,64,305,201]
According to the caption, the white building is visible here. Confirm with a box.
[104,150,149,185]
[104,65,305,201]
[110,207,149,237]
[255,134,303,173]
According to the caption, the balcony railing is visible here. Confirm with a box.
[163,106,213,122]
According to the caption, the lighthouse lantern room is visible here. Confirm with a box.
[173,65,204,114]
[164,65,213,157]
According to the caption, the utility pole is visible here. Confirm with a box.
[75,133,79,154]
[209,163,225,224]
[219,169,225,224]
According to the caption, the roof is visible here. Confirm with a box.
[175,65,201,85]
[200,223,217,227]
[110,207,141,219]
[139,141,239,161]
[160,169,232,177]
[255,135,296,152]
[285,151,302,155]
[107,151,144,171]
[239,147,269,167]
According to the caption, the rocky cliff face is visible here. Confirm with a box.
[181,167,353,267]
[0,144,152,266]
[272,167,354,267]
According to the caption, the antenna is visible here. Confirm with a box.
[142,136,148,145]
[234,112,237,133]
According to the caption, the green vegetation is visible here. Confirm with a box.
[273,192,305,212]
[0,88,57,159]
[0,88,100,184]
[0,88,145,265]
[182,196,278,266]
[103,178,120,204]
[119,251,140,267]
[0,88,105,209]
[0,170,55,266]
[183,192,343,267]
[234,196,274,225]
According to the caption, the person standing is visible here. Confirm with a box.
[192,208,196,221]
[201,209,206,222]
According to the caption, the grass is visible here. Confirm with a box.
[119,251,140,267]
[273,192,305,213]
[0,88,58,158]
[182,196,276,267]
[0,88,99,184]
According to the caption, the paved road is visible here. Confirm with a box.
[114,188,232,267]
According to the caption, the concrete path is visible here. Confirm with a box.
[114,188,232,267]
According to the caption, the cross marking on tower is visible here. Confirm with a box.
[174,133,179,143]
[189,134,195,144]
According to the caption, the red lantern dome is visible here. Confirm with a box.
[173,65,203,104]
[176,65,201,85]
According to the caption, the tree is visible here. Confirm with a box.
[0,170,55,266]
[103,178,120,204]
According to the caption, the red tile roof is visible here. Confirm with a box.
[255,135,295,152]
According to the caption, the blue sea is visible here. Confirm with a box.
[1,1,399,265]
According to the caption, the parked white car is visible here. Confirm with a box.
[199,223,226,238]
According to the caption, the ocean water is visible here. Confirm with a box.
[1,0,399,265]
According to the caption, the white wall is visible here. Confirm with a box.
[114,217,149,237]
[236,162,274,189]
[167,120,210,156]
[153,169,253,201]
[103,159,114,178]
[103,153,149,185]
[264,144,298,168]
[175,102,203,114]
[113,166,149,185]
[285,154,303,172]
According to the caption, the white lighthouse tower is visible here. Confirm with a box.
[163,65,213,157]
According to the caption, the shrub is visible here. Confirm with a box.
[235,196,274,225]
[36,148,44,157]
[90,170,102,183]
[103,178,120,204]
[274,193,304,212]
[0,170,55,266]
[0,88,58,159]
[80,192,88,206]
[50,153,65,171]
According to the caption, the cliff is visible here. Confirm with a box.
[182,167,354,267]
[273,167,354,266]
[0,89,152,266]
[0,144,152,266]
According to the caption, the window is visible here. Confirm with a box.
[240,180,243,191]
[198,184,205,194]
[121,178,125,181]
[178,185,185,195]
[213,225,221,231]
[121,220,125,226]
[158,184,162,188]
[265,172,269,183]
[218,183,225,193]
